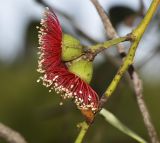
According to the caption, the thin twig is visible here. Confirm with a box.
[74,122,89,143]
[132,73,160,143]
[87,36,130,55]
[90,0,160,143]
[139,0,145,17]
[0,122,27,143]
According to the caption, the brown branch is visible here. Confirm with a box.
[132,73,160,143]
[90,0,159,143]
[139,0,145,17]
[0,122,27,143]
[90,0,130,53]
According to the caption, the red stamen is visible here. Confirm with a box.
[37,8,99,112]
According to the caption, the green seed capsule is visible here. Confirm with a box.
[68,59,93,84]
[62,34,83,61]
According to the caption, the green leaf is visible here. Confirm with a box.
[100,108,147,143]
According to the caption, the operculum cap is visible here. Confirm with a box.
[62,34,83,61]
[68,59,93,84]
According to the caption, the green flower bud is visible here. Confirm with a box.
[62,34,83,61]
[68,59,93,84]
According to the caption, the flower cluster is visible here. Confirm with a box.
[37,8,99,112]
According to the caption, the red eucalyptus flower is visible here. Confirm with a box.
[37,8,99,112]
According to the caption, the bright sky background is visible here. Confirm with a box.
[0,0,159,82]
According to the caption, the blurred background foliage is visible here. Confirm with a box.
[0,0,160,143]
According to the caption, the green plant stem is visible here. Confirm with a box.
[133,0,160,39]
[104,41,137,97]
[104,0,160,98]
[88,36,129,54]
[100,108,147,143]
[74,1,159,143]
[74,122,89,143]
